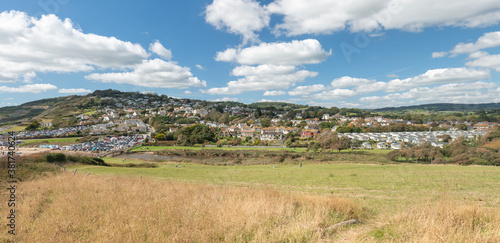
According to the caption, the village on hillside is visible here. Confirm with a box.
[1,92,497,152]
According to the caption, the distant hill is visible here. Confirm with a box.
[0,95,84,126]
[373,103,500,112]
[249,102,308,111]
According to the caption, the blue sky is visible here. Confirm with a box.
[1,0,500,108]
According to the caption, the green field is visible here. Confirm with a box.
[0,125,25,132]
[102,157,152,165]
[69,162,500,214]
[131,145,392,155]
[131,145,308,152]
[19,137,83,146]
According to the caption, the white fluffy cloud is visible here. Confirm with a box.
[384,67,490,92]
[203,65,317,94]
[213,97,239,102]
[311,89,358,100]
[0,11,204,91]
[267,0,500,36]
[58,88,92,94]
[205,0,270,43]
[0,84,57,93]
[263,90,286,96]
[288,84,326,96]
[451,31,500,55]
[208,39,328,95]
[149,40,172,60]
[355,67,490,93]
[231,65,295,76]
[215,39,331,65]
[432,52,448,58]
[206,0,500,40]
[331,76,375,89]
[431,31,500,72]
[0,11,148,83]
[466,53,500,71]
[85,59,207,89]
[360,81,499,105]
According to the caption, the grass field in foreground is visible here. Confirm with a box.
[0,174,363,242]
[11,162,499,242]
[68,163,500,214]
[2,161,498,242]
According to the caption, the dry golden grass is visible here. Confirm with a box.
[0,173,363,242]
[360,200,500,242]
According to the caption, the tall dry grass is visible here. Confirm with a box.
[0,173,363,242]
[361,200,500,242]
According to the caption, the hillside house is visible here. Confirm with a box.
[283,127,298,134]
[218,129,235,137]
[240,129,254,138]
[301,129,318,139]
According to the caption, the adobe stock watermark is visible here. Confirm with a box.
[5,132,17,235]
[35,0,71,16]
[340,1,404,63]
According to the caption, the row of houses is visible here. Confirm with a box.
[217,125,322,141]
[343,130,486,148]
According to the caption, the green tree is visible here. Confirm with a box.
[260,118,272,128]
[218,113,230,124]
[454,123,468,131]
[333,136,351,153]
[155,133,166,141]
[26,120,41,131]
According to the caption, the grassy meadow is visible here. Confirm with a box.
[18,137,83,147]
[1,153,499,242]
[131,145,392,155]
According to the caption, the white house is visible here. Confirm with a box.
[377,142,388,149]
[391,143,402,150]
[362,142,373,149]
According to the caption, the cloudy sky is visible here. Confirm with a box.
[1,0,500,108]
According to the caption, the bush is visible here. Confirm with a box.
[386,150,402,162]
[44,153,66,163]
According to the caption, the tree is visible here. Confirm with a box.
[386,150,402,162]
[218,113,230,124]
[175,124,216,146]
[26,120,41,131]
[455,123,468,131]
[254,108,262,118]
[155,133,166,141]
[260,118,271,128]
[319,122,334,130]
[316,130,338,150]
[333,137,351,153]
[307,141,321,152]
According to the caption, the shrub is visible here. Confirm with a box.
[44,153,66,163]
